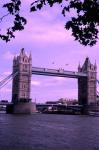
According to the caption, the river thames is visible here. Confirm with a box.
[0,114,99,150]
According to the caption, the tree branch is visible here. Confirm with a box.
[0,13,10,23]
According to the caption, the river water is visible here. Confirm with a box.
[0,113,99,150]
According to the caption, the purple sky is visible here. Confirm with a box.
[0,0,99,103]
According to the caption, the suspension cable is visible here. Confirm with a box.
[0,72,18,89]
[0,74,12,86]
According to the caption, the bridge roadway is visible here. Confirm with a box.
[32,67,87,78]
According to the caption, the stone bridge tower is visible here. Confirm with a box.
[12,48,32,104]
[78,57,97,106]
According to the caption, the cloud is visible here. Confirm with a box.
[0,87,11,93]
[3,71,12,76]
[11,3,73,45]
[32,76,76,88]
[14,22,73,45]
[31,80,41,86]
[3,51,14,60]
[52,88,78,99]
[54,77,66,81]
[31,87,78,102]
[43,77,66,86]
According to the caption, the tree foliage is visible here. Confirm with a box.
[1,0,99,46]
[0,0,26,42]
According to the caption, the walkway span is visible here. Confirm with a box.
[32,67,87,78]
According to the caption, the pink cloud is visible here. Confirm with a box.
[31,80,41,86]
[3,51,14,60]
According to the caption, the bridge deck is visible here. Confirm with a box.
[32,67,87,78]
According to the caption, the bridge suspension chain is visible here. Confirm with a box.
[0,72,18,89]
[0,74,12,87]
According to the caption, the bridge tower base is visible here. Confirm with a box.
[6,102,36,114]
[6,104,14,114]
[13,102,36,114]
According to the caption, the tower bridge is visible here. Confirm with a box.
[0,48,97,113]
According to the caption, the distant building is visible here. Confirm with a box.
[45,98,78,106]
[46,101,58,105]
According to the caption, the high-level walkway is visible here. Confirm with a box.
[32,67,87,78]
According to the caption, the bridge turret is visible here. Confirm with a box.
[20,48,25,56]
[78,62,81,72]
[29,52,32,66]
[94,60,97,70]
[81,57,91,72]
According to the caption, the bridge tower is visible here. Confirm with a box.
[78,57,97,107]
[12,48,32,103]
[11,48,36,114]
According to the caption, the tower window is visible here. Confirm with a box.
[25,65,27,69]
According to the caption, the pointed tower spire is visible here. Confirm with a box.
[82,57,91,71]
[29,51,32,64]
[78,62,81,72]
[20,48,25,56]
[95,60,96,66]
[29,51,32,59]
[85,57,90,66]
[94,60,97,70]
[78,62,81,68]
[14,56,16,60]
